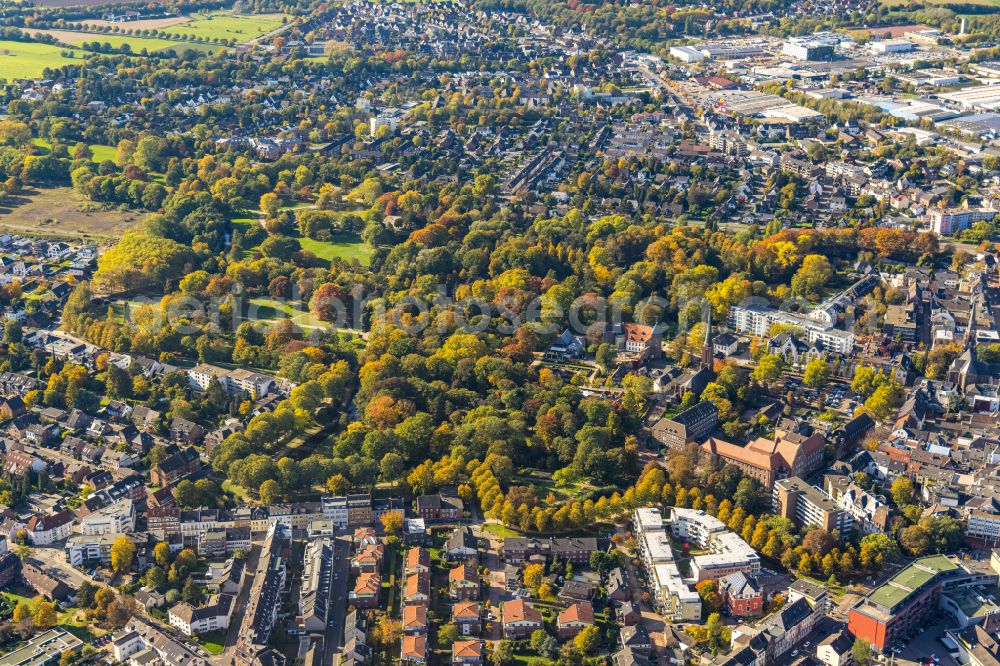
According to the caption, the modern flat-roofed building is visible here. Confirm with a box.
[631,508,701,621]
[670,508,760,582]
[0,629,82,666]
[848,555,991,651]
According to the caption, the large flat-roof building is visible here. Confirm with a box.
[632,508,701,621]
[848,555,996,651]
[671,508,761,582]
[0,629,82,666]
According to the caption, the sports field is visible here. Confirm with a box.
[0,40,81,79]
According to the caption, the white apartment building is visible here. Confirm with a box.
[81,500,136,536]
[168,594,234,637]
[321,496,349,529]
[670,508,761,582]
[967,510,1000,546]
[728,303,855,354]
[632,508,702,621]
[65,533,116,567]
[928,207,998,236]
[188,364,274,399]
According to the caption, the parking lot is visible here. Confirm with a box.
[29,545,96,589]
[782,376,860,412]
[889,619,959,666]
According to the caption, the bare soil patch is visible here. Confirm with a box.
[0,187,139,241]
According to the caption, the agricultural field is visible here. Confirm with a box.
[0,187,140,240]
[880,0,1000,6]
[80,16,190,30]
[0,40,81,79]
[24,29,222,54]
[151,12,288,42]
[18,11,286,64]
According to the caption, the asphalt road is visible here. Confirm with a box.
[323,535,352,664]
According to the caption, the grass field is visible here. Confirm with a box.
[300,233,374,266]
[195,631,226,655]
[25,29,221,54]
[0,187,140,240]
[248,297,331,329]
[0,40,81,79]
[154,12,287,42]
[32,138,117,163]
[881,0,999,6]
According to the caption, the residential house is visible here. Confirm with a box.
[501,599,542,639]
[449,564,480,600]
[556,601,595,639]
[452,640,483,666]
[452,602,481,636]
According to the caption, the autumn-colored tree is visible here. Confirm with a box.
[523,563,544,592]
[380,512,403,536]
[110,535,136,573]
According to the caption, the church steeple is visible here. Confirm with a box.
[965,297,978,352]
[701,310,714,370]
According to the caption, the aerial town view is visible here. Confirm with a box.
[0,0,999,665]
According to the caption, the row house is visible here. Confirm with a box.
[350,572,381,609]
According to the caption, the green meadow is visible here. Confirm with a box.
[154,12,288,42]
[0,41,80,79]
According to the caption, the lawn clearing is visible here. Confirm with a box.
[299,233,374,266]
[0,187,140,240]
[248,297,332,329]
[195,631,226,655]
[32,138,117,163]
[0,40,82,80]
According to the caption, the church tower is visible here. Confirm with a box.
[701,311,714,370]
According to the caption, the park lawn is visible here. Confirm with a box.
[222,479,251,502]
[0,40,82,79]
[156,12,288,42]
[248,297,331,329]
[32,138,117,163]
[513,655,551,666]
[482,523,523,538]
[299,233,374,266]
[195,631,226,655]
